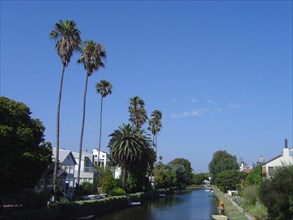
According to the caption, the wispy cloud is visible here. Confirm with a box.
[207,99,215,104]
[171,98,177,101]
[191,99,198,103]
[171,108,207,118]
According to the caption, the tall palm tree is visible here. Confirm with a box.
[77,40,106,186]
[108,124,155,189]
[128,96,148,128]
[49,20,81,192]
[95,80,112,167]
[148,110,163,155]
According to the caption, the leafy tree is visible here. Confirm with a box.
[49,20,81,192]
[192,173,209,185]
[96,80,112,167]
[214,170,242,192]
[77,40,106,186]
[169,158,193,185]
[154,163,176,189]
[209,150,239,180]
[97,167,115,194]
[128,96,148,128]
[244,165,262,186]
[108,124,156,190]
[148,110,162,156]
[259,165,293,219]
[0,97,52,195]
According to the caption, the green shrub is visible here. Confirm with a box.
[26,191,50,208]
[241,185,258,208]
[248,202,268,220]
[259,165,293,219]
[110,187,126,196]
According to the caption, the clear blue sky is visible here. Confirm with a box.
[1,1,292,172]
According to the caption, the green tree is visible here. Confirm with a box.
[77,40,106,186]
[148,110,162,156]
[259,165,293,219]
[192,173,209,185]
[214,170,242,192]
[244,165,262,186]
[154,163,176,190]
[108,124,156,190]
[169,158,193,185]
[49,19,81,192]
[208,150,239,180]
[96,167,115,194]
[128,96,148,128]
[0,97,52,195]
[95,80,112,167]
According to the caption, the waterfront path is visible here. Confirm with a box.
[223,193,254,220]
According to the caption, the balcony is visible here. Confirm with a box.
[84,167,94,173]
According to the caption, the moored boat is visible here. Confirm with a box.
[211,214,228,220]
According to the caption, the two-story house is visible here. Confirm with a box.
[262,139,293,178]
[72,151,95,184]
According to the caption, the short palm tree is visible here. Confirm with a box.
[128,96,148,128]
[77,40,106,186]
[96,80,112,167]
[49,19,81,192]
[108,124,155,189]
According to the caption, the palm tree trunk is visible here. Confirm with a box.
[53,64,66,193]
[77,74,89,186]
[97,97,103,168]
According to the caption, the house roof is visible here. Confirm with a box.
[262,147,293,166]
[52,148,77,164]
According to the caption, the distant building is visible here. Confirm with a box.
[92,148,110,168]
[72,150,95,184]
[240,162,252,173]
[262,139,293,178]
[256,155,266,166]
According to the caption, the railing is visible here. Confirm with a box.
[84,167,94,173]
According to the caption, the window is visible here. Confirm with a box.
[289,150,293,157]
[268,167,274,175]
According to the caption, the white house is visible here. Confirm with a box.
[92,148,109,168]
[262,139,293,178]
[72,150,95,184]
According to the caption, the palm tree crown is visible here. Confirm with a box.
[108,124,156,188]
[128,96,148,128]
[77,40,106,76]
[49,20,81,66]
[96,80,112,97]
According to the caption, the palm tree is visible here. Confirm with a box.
[108,124,155,189]
[148,110,162,156]
[95,80,112,168]
[77,40,106,186]
[128,96,148,128]
[49,20,81,192]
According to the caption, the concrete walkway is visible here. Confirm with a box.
[223,193,254,220]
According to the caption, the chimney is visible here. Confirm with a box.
[285,139,288,148]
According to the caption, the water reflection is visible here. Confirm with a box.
[97,189,218,220]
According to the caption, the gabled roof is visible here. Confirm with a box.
[52,148,77,165]
[262,154,282,165]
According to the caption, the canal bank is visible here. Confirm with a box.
[212,188,254,220]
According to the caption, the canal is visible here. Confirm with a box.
[97,189,218,220]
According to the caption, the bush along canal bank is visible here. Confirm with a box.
[212,187,254,220]
[3,191,160,220]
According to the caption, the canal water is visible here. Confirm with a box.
[97,189,218,220]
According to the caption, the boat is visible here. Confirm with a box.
[76,215,95,220]
[158,193,166,198]
[211,214,228,220]
[128,201,141,206]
